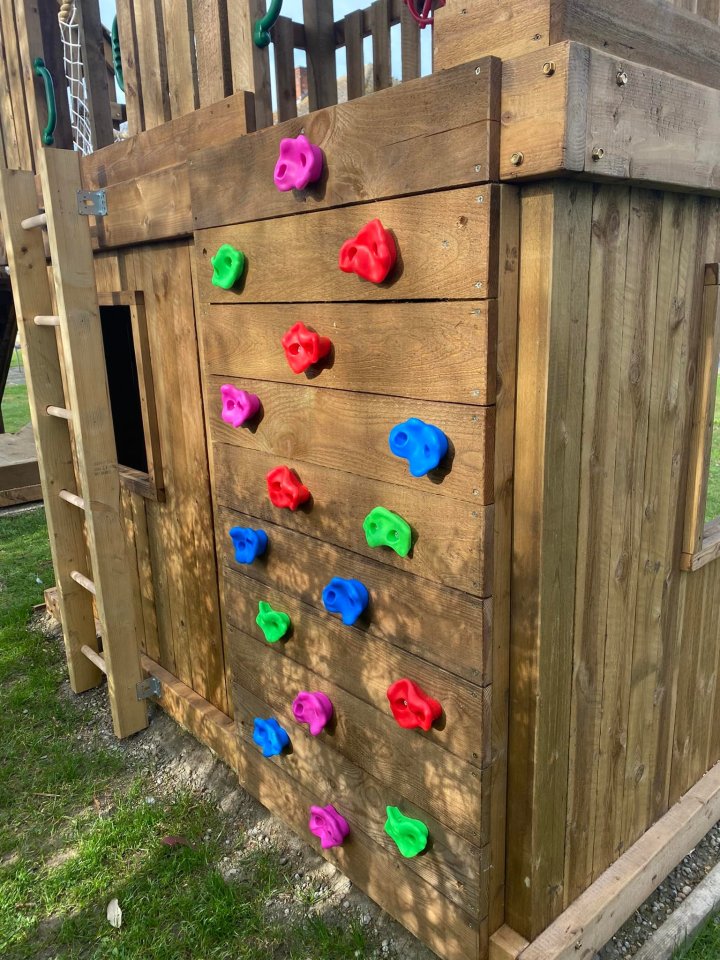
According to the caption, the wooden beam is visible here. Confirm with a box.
[227,0,270,129]
[302,0,337,110]
[77,0,115,149]
[114,0,144,134]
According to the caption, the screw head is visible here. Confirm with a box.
[616,69,628,86]
[475,66,481,75]
[591,146,605,161]
[510,151,524,167]
[542,60,556,76]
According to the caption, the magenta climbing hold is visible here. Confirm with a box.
[220,384,260,428]
[308,804,350,848]
[292,691,333,736]
[274,134,324,192]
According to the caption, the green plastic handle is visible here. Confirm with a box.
[111,16,125,93]
[253,0,283,48]
[33,58,56,147]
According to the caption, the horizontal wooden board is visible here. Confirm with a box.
[217,506,490,685]
[190,58,499,230]
[207,376,494,507]
[214,442,492,596]
[231,673,486,914]
[195,185,498,303]
[227,622,486,845]
[224,566,489,771]
[199,300,496,406]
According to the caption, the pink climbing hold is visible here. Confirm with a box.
[220,384,261,428]
[292,691,333,736]
[273,134,324,192]
[309,804,350,849]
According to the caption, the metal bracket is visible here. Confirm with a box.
[76,189,107,217]
[136,676,162,700]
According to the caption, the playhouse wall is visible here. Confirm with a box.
[506,180,720,941]
[92,242,228,714]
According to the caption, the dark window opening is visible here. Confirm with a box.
[99,305,148,474]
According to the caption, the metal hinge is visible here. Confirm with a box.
[76,189,107,217]
[136,675,162,700]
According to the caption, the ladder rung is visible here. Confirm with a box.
[46,405,72,420]
[59,489,86,510]
[80,644,106,675]
[70,570,96,595]
[34,315,61,327]
[21,212,47,230]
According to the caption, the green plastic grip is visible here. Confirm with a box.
[253,0,283,47]
[111,16,125,93]
[33,58,56,147]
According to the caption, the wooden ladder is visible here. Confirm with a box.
[0,148,148,739]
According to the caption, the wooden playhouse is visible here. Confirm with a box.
[2,1,720,958]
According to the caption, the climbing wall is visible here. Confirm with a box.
[189,60,507,960]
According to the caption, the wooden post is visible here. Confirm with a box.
[371,0,391,92]
[114,0,144,133]
[227,0,270,129]
[77,0,115,148]
[302,0,337,110]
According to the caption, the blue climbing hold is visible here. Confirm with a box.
[229,527,268,564]
[322,577,369,626]
[388,418,448,477]
[252,717,290,758]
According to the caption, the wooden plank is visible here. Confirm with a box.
[564,185,630,905]
[214,441,492,596]
[199,300,495,405]
[0,4,18,167]
[434,0,552,71]
[131,491,161,663]
[0,457,40,490]
[592,189,662,880]
[506,182,592,939]
[196,184,497,303]
[192,0,232,107]
[132,0,170,129]
[344,9,364,100]
[160,0,198,119]
[230,665,486,916]
[93,164,191,249]
[227,0,270,129]
[272,15,297,122]
[0,167,102,694]
[490,926,529,960]
[0,0,33,169]
[114,0,144,134]
[0,481,42,507]
[217,505,490,685]
[77,0,114,149]
[303,0,337,111]
[207,376,494,507]
[696,0,720,22]
[400,3,420,81]
[190,58,500,230]
[371,0,391,92]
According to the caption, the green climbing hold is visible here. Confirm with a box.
[363,506,412,557]
[211,243,246,290]
[384,806,428,858]
[256,600,291,643]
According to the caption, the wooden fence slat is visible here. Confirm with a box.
[132,0,170,129]
[0,0,33,169]
[161,0,197,118]
[372,0,392,92]
[344,9,365,100]
[303,0,337,110]
[114,0,143,134]
[192,0,232,107]
[696,0,720,22]
[272,14,297,121]
[400,2,420,81]
[77,0,114,148]
[0,6,19,166]
[227,0,269,129]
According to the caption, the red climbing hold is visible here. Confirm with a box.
[387,678,442,732]
[281,322,332,374]
[266,465,311,511]
[338,219,397,284]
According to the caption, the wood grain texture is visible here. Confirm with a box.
[92,164,191,249]
[160,0,197,119]
[114,0,144,133]
[132,0,170,129]
[434,0,551,70]
[272,15,297,122]
[190,59,500,230]
[192,0,232,106]
[199,300,496,405]
[196,185,497,304]
[303,0,337,111]
[77,0,114,149]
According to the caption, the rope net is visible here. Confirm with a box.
[58,0,93,154]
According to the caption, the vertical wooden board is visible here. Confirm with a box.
[192,0,232,107]
[272,15,297,122]
[132,0,170,129]
[703,573,720,772]
[344,9,364,100]
[506,181,592,940]
[77,0,114,149]
[161,0,198,119]
[0,4,19,167]
[227,0,269,129]
[120,485,145,653]
[371,0,391,92]
[400,3,420,82]
[592,189,662,880]
[302,0,337,110]
[564,185,630,905]
[696,0,720,22]
[115,0,144,134]
[130,491,161,663]
[0,0,33,169]
[434,0,551,71]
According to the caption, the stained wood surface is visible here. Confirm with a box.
[199,301,496,405]
[196,185,496,304]
[190,59,500,230]
[160,0,197,120]
[0,0,33,170]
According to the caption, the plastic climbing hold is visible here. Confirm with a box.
[387,678,443,731]
[274,135,324,192]
[266,465,311,511]
[338,219,397,285]
[229,527,268,564]
[384,806,429,858]
[256,600,291,643]
[363,506,412,557]
[253,717,290,757]
[281,322,332,374]
[309,804,350,849]
[292,691,334,736]
[211,243,245,290]
[322,577,369,626]
[389,418,448,477]
[220,384,260,428]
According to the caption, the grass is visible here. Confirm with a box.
[0,507,377,960]
[705,376,720,523]
[1,384,30,433]
[674,915,720,959]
